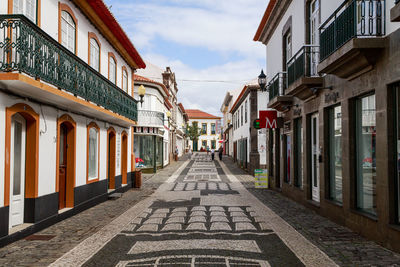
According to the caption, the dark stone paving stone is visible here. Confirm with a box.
[222,156,400,267]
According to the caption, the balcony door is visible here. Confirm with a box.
[107,129,116,190]
[9,113,26,228]
[309,0,320,76]
[311,113,320,202]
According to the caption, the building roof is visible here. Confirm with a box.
[74,0,146,69]
[253,0,277,42]
[229,79,259,114]
[134,74,169,96]
[186,109,221,120]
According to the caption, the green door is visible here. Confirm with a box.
[193,140,198,151]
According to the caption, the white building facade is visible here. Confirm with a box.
[0,0,145,241]
[186,110,221,152]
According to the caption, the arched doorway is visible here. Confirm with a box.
[107,128,116,190]
[5,103,39,228]
[121,131,128,185]
[56,115,76,210]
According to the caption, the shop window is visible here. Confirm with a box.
[87,123,99,181]
[134,135,155,169]
[328,105,342,203]
[211,140,216,149]
[294,118,303,188]
[355,94,376,215]
[284,134,291,183]
[202,123,207,135]
[211,123,216,134]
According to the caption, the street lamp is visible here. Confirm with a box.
[138,85,146,107]
[258,69,267,92]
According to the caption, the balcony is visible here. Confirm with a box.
[318,0,386,80]
[0,15,137,122]
[391,0,400,21]
[286,45,323,100]
[137,110,164,127]
[267,72,293,112]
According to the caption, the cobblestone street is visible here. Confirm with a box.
[1,153,400,266]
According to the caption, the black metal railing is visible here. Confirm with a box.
[319,0,385,61]
[0,15,137,121]
[268,72,287,101]
[137,110,164,126]
[287,45,319,87]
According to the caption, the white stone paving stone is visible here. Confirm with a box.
[161,223,182,231]
[190,211,207,217]
[228,207,244,212]
[165,217,185,224]
[188,216,207,223]
[170,212,187,217]
[232,217,252,223]
[210,222,232,231]
[219,183,229,190]
[235,222,257,231]
[131,217,143,225]
[210,206,225,212]
[153,209,170,214]
[208,183,217,190]
[172,207,188,212]
[259,222,271,231]
[210,216,229,223]
[230,211,247,217]
[191,206,206,211]
[186,223,207,231]
[210,211,226,217]
[137,224,159,232]
[198,183,207,190]
[149,213,168,219]
[142,218,163,225]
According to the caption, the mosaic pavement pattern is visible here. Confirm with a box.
[51,153,337,267]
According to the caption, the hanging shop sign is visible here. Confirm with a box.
[258,110,282,128]
[254,169,268,188]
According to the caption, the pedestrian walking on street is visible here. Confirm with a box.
[207,146,210,155]
[188,147,192,159]
[218,147,223,161]
[211,148,215,160]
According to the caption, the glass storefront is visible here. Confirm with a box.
[134,135,163,170]
[356,94,376,215]
[329,105,342,203]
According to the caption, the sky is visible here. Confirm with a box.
[104,0,268,116]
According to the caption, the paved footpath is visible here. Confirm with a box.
[2,153,400,266]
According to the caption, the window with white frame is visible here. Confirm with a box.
[123,69,128,92]
[61,11,76,53]
[90,38,100,71]
[109,57,116,84]
[14,0,36,23]
[88,126,99,180]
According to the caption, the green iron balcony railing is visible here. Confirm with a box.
[267,72,287,102]
[287,45,319,88]
[0,15,137,121]
[319,0,385,62]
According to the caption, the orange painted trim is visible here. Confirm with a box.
[121,66,128,93]
[88,32,101,72]
[107,127,117,189]
[108,52,117,84]
[0,73,136,125]
[4,103,39,206]
[56,114,76,208]
[253,0,277,41]
[86,122,100,184]
[8,0,41,27]
[121,131,128,184]
[58,2,78,55]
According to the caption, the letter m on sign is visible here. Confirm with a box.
[259,110,278,129]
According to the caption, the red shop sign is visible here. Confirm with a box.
[259,110,280,129]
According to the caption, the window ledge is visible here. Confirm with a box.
[350,209,378,222]
[388,223,400,232]
[306,199,320,208]
[324,198,343,208]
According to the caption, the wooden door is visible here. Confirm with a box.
[108,131,116,189]
[59,124,67,209]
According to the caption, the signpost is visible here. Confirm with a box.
[259,110,279,129]
[254,169,268,188]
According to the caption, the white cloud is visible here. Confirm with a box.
[106,0,268,116]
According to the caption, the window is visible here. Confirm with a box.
[356,94,376,215]
[245,101,248,123]
[202,140,207,149]
[294,118,303,188]
[89,36,100,71]
[394,84,400,223]
[328,105,342,203]
[122,68,128,93]
[108,53,117,84]
[211,140,216,149]
[61,11,76,53]
[286,32,292,60]
[14,0,36,23]
[211,123,216,134]
[241,106,243,126]
[202,123,207,135]
[87,123,99,181]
